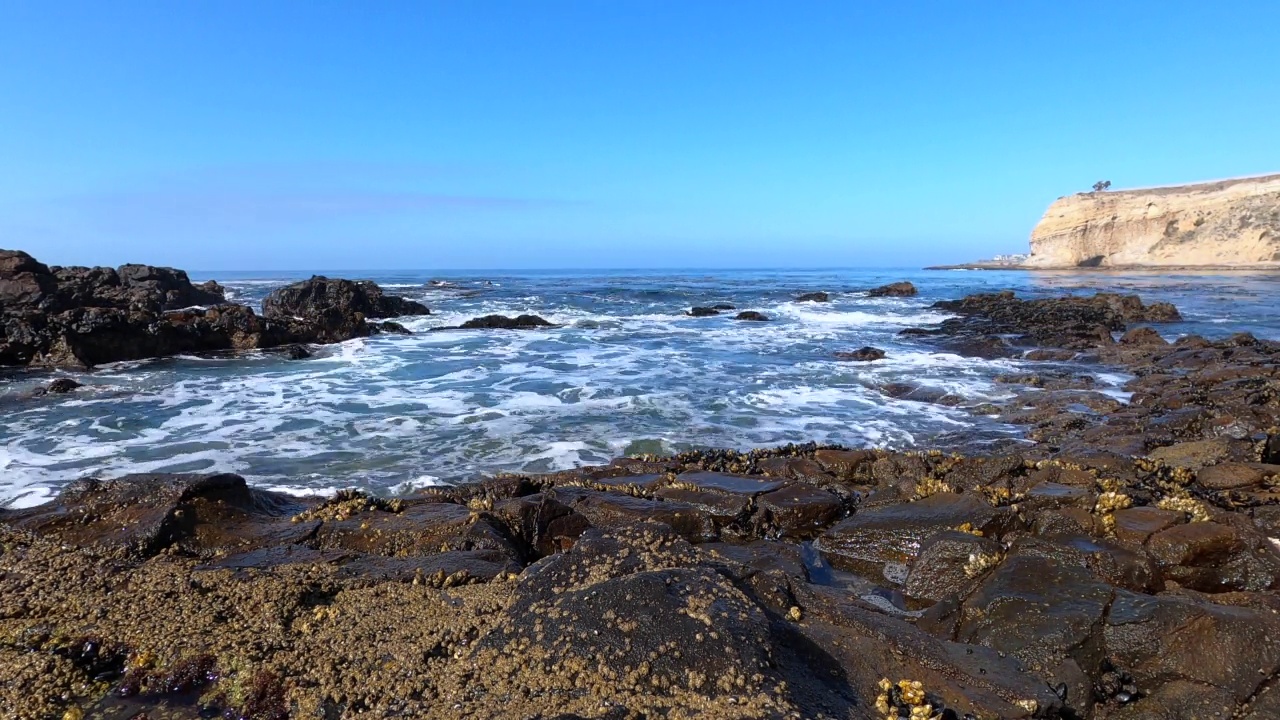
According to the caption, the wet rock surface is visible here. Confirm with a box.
[5,283,1280,718]
[1,250,427,368]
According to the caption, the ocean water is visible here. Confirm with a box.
[3,268,1279,508]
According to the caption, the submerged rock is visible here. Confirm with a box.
[687,306,720,317]
[835,346,886,361]
[794,291,830,302]
[734,310,770,321]
[42,377,82,394]
[453,314,554,330]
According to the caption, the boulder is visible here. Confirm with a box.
[903,529,1005,601]
[687,306,720,317]
[734,311,770,321]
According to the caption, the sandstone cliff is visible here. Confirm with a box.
[1026,174,1280,268]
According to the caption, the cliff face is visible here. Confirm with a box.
[1026,174,1280,267]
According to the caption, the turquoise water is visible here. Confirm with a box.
[3,268,1278,507]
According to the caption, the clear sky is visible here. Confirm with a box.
[1,2,1278,270]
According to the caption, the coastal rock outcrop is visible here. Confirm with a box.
[909,290,1181,354]
[261,276,429,343]
[1027,174,1280,268]
[262,276,429,323]
[1,250,427,368]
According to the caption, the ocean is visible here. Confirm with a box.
[3,267,1279,508]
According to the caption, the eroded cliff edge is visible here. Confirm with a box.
[1026,174,1280,268]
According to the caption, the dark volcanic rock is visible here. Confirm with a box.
[734,310,770,321]
[453,314,554,330]
[710,303,735,310]
[867,280,917,297]
[261,276,428,342]
[687,306,720,317]
[2,250,423,368]
[835,346,886,362]
[794,291,829,303]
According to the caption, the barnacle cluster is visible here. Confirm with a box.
[978,485,1024,507]
[964,550,1004,578]
[914,476,953,499]
[954,522,984,537]
[1157,494,1212,522]
[874,678,946,719]
[291,490,404,523]
[1093,490,1133,534]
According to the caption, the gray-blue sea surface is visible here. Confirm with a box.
[3,268,1278,508]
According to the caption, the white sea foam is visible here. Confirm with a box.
[3,270,1177,506]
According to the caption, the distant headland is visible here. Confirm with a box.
[931,173,1280,270]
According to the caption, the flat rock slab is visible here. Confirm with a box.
[816,492,1002,573]
[549,487,718,543]
[590,473,669,492]
[673,471,784,495]
[1146,521,1244,567]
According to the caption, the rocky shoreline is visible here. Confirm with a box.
[3,257,1280,718]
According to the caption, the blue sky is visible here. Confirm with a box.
[1,2,1277,270]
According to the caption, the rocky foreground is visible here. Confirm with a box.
[3,280,1280,719]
